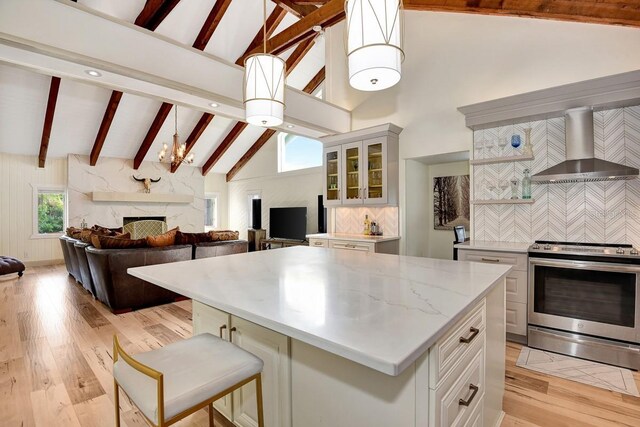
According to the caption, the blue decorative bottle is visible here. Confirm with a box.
[522,169,532,199]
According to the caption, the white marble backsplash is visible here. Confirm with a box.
[334,206,399,236]
[472,106,640,248]
[68,155,204,232]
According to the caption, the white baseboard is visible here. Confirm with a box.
[494,410,506,427]
[24,259,64,267]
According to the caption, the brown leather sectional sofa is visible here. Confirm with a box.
[59,236,248,313]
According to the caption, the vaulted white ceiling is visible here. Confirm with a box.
[0,0,326,175]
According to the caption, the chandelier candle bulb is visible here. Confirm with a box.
[346,0,404,91]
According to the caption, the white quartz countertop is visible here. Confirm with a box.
[306,233,400,243]
[129,247,510,376]
[454,240,531,253]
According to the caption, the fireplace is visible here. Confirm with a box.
[123,216,166,226]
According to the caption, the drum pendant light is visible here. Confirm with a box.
[346,0,404,91]
[244,0,286,126]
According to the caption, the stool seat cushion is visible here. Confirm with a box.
[0,256,25,276]
[113,333,263,424]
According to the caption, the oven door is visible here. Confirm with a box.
[529,258,640,343]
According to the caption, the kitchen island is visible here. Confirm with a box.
[129,246,510,427]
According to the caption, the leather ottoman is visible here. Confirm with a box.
[0,256,25,277]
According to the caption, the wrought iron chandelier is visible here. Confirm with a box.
[158,106,194,165]
[346,0,404,91]
[243,0,286,127]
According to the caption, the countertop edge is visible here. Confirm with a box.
[129,264,511,376]
[454,241,530,254]
[306,233,401,243]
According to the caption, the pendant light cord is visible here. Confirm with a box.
[174,106,178,134]
[263,0,266,54]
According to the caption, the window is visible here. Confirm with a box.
[278,133,322,173]
[33,186,66,238]
[204,193,218,230]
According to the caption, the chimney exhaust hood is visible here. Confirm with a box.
[532,107,639,184]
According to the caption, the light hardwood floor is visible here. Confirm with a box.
[1,265,639,426]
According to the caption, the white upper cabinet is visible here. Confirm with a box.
[321,123,401,207]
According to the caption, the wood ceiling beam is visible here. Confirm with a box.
[90,90,123,166]
[242,0,344,60]
[201,122,248,176]
[89,0,181,166]
[225,129,277,181]
[132,0,234,170]
[135,0,182,31]
[403,0,640,28]
[192,0,233,50]
[272,0,317,19]
[133,102,173,169]
[291,1,330,5]
[236,6,288,66]
[202,36,318,177]
[38,77,61,168]
[169,113,214,173]
[302,66,325,94]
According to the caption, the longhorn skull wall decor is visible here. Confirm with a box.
[133,176,161,193]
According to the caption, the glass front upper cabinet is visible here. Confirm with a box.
[342,142,363,205]
[323,147,341,206]
[365,138,387,204]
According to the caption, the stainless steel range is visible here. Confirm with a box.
[528,240,640,370]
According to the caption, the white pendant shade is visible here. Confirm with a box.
[244,53,286,127]
[346,0,404,91]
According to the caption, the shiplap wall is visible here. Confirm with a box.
[228,169,323,240]
[0,153,66,262]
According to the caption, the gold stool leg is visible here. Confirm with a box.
[208,402,215,427]
[255,374,264,427]
[114,380,120,427]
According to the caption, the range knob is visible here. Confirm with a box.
[616,247,625,255]
[631,248,638,256]
[544,244,551,250]
[532,243,540,249]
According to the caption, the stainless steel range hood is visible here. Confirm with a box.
[532,107,639,183]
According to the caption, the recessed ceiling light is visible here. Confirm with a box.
[209,102,219,108]
[286,124,295,129]
[85,69,102,77]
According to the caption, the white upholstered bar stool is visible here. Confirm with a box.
[113,333,264,427]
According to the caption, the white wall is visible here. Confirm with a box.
[326,11,640,250]
[204,173,229,230]
[0,153,66,263]
[228,134,323,240]
[68,155,204,231]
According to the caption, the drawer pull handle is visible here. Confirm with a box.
[459,327,480,344]
[229,326,237,342]
[219,324,227,338]
[314,242,323,246]
[459,384,479,407]
[481,257,500,263]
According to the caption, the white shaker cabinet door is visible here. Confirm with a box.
[192,301,233,420]
[231,316,291,427]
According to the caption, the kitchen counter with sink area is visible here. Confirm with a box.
[129,246,510,427]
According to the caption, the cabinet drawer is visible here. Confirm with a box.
[329,240,374,252]
[506,301,527,336]
[431,344,485,427]
[429,300,485,388]
[505,270,527,303]
[458,250,527,271]
[309,239,328,248]
[463,396,483,427]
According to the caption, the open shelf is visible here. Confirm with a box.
[471,199,534,205]
[91,192,193,204]
[470,154,534,166]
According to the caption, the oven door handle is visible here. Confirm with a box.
[529,257,640,273]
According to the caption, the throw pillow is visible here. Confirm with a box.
[91,233,140,250]
[175,231,214,245]
[91,224,123,236]
[209,230,240,241]
[146,227,179,247]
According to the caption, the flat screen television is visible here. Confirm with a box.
[269,207,307,241]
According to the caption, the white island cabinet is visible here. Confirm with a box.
[129,247,510,427]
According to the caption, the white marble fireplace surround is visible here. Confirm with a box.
[68,155,204,232]
[472,106,640,248]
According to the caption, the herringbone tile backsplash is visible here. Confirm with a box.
[472,106,640,248]
[334,206,399,236]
